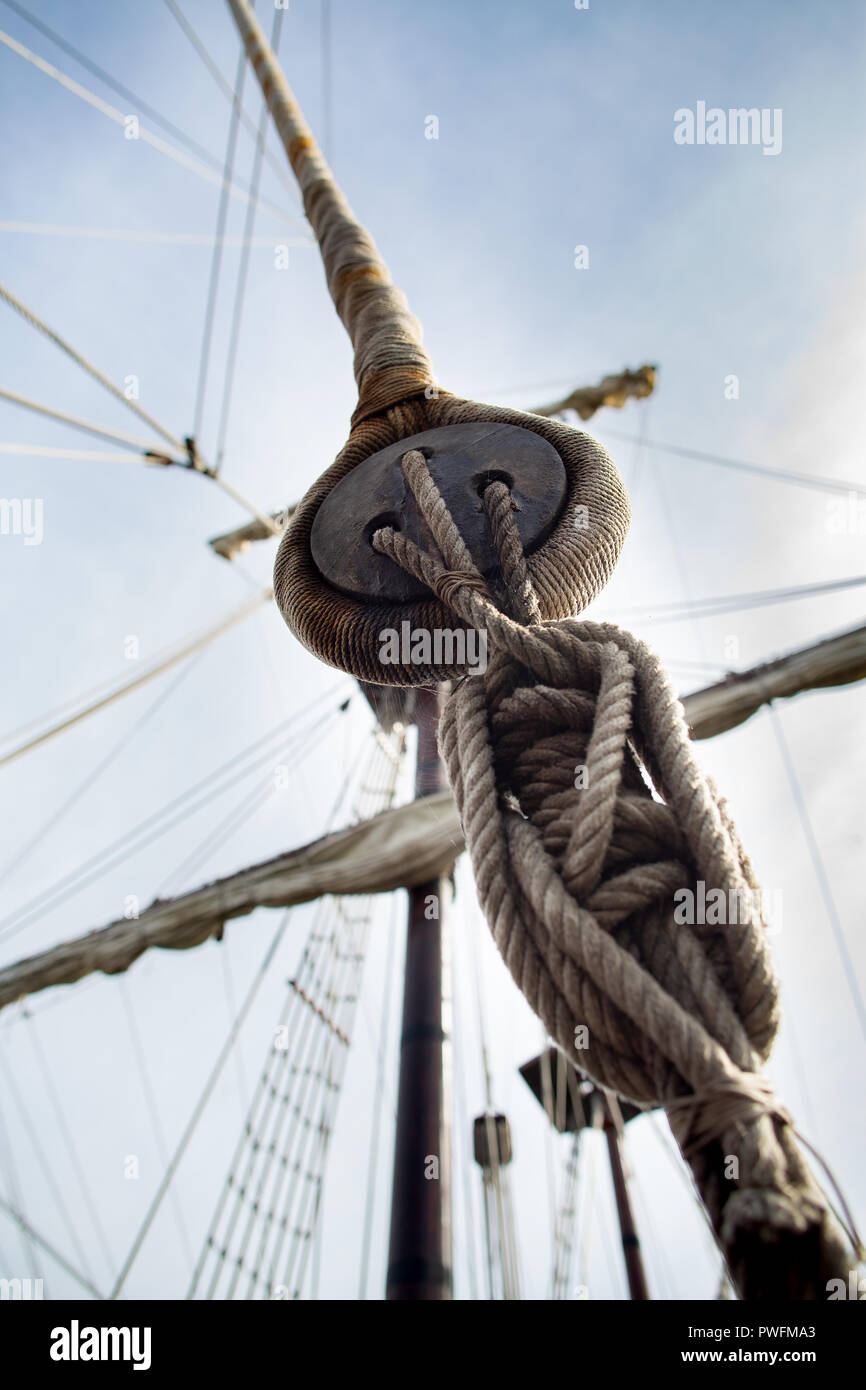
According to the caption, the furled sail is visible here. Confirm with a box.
[1,621,862,1013]
[0,789,460,1013]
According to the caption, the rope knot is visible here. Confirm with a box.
[433,569,490,610]
[665,1074,792,1160]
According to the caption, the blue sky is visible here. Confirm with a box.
[0,0,864,1301]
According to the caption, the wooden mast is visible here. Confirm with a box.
[386,686,453,1299]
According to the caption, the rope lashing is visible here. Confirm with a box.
[372,448,854,1302]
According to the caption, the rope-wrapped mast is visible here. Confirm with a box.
[227,0,435,426]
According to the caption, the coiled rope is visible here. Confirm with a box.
[372,449,854,1301]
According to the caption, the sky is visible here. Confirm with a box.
[0,0,864,1302]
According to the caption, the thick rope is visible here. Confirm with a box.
[373,449,853,1301]
[227,0,435,426]
[0,281,185,451]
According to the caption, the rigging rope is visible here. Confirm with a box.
[639,428,713,672]
[0,223,311,247]
[189,731,403,1299]
[109,910,291,1299]
[272,739,405,1297]
[248,749,400,1298]
[0,444,139,462]
[0,0,237,177]
[0,385,168,454]
[467,869,522,1300]
[192,40,249,443]
[320,0,333,164]
[212,8,284,474]
[0,1044,95,1283]
[0,1080,42,1280]
[616,574,866,625]
[0,1191,101,1298]
[0,589,271,771]
[186,908,326,1298]
[0,657,203,888]
[0,27,293,222]
[161,0,302,202]
[552,1133,581,1300]
[575,1126,599,1298]
[24,1015,116,1280]
[450,961,481,1301]
[599,427,866,499]
[473,376,863,498]
[358,891,398,1299]
[187,733,403,1295]
[117,978,195,1275]
[768,707,866,1055]
[0,284,281,530]
[155,702,343,896]
[0,281,184,451]
[0,685,350,945]
[257,905,357,1297]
